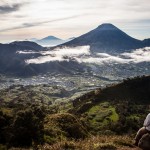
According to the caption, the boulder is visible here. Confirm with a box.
[138,133,150,150]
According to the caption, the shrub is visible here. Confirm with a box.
[44,113,89,142]
[11,106,45,147]
[114,140,134,147]
[0,144,7,150]
[62,141,76,149]
[0,105,45,148]
[95,143,117,150]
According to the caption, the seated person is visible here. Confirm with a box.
[135,113,150,146]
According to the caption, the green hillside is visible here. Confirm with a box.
[0,75,150,149]
[64,75,149,135]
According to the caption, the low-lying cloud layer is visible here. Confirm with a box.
[122,47,150,63]
[25,46,90,64]
[25,46,150,65]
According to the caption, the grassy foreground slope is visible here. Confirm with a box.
[68,75,150,135]
[0,75,150,149]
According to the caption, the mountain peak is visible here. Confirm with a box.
[47,35,57,38]
[43,36,61,40]
[97,23,118,30]
[58,23,143,53]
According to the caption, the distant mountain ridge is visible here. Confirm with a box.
[0,23,150,77]
[0,41,43,76]
[40,36,62,41]
[36,36,63,46]
[57,23,148,53]
[11,41,43,51]
[0,41,85,76]
[29,36,76,47]
[143,38,150,47]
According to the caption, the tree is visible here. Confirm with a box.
[10,106,45,147]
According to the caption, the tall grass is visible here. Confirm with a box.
[41,135,134,150]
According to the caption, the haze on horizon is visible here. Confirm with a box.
[0,0,150,43]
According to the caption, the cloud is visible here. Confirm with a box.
[26,55,67,64]
[26,46,90,64]
[43,46,90,56]
[0,3,26,14]
[17,51,39,54]
[80,47,150,64]
[25,46,150,65]
[80,56,129,65]
[122,47,150,63]
[0,0,150,42]
[0,14,86,32]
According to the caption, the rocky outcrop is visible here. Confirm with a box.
[139,133,150,150]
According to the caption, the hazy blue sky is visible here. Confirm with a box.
[0,0,150,43]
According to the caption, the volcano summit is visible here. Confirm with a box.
[58,23,148,53]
